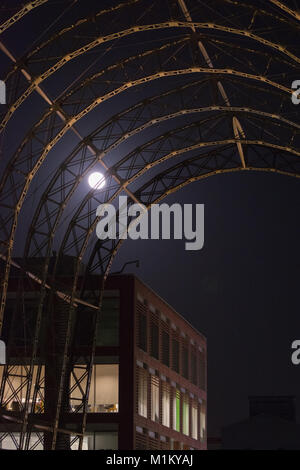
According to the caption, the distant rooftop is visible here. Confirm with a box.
[249,395,296,422]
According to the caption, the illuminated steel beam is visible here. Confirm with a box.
[177,0,246,167]
[0,0,48,35]
[1,20,299,132]
[269,0,300,21]
[0,252,98,311]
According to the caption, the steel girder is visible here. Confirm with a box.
[0,1,49,36]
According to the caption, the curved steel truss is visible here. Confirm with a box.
[0,0,299,450]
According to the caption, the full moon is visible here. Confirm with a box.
[88,172,105,189]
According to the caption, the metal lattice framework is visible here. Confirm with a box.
[0,0,299,450]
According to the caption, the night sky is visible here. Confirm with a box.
[1,0,300,441]
[113,170,300,436]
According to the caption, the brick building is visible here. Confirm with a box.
[0,271,207,450]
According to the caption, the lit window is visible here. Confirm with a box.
[172,389,180,432]
[183,395,189,436]
[93,364,118,413]
[151,375,160,422]
[200,402,206,441]
[162,382,170,427]
[192,402,198,439]
[71,364,119,413]
[0,432,43,450]
[138,368,148,418]
[0,365,44,413]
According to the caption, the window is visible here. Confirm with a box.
[96,296,120,346]
[138,312,147,351]
[172,389,180,432]
[71,364,119,413]
[92,364,118,413]
[182,346,189,379]
[4,297,47,348]
[77,291,119,347]
[150,322,159,359]
[200,401,206,441]
[161,331,170,366]
[0,365,45,413]
[199,350,206,391]
[78,432,118,450]
[192,402,198,440]
[162,382,170,427]
[137,367,148,418]
[151,375,160,422]
[0,430,118,450]
[172,339,179,373]
[191,349,197,385]
[94,432,118,450]
[0,432,43,450]
[182,395,189,436]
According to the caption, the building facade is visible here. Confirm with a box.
[0,272,207,450]
[133,277,207,450]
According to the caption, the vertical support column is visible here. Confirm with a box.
[44,295,71,450]
[118,276,135,449]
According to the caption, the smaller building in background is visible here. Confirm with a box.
[222,396,300,450]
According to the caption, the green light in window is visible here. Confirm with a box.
[176,392,180,432]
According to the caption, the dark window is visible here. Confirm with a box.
[162,331,170,366]
[150,322,159,359]
[4,298,47,348]
[96,296,120,346]
[191,351,197,385]
[172,339,180,373]
[182,346,189,379]
[77,291,120,347]
[138,312,147,351]
[2,304,13,343]
[199,351,206,390]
